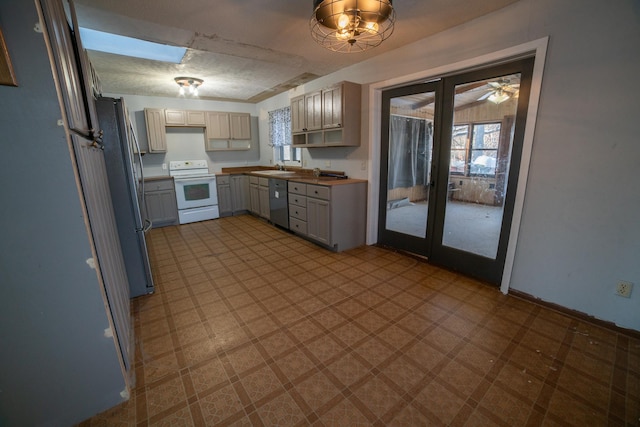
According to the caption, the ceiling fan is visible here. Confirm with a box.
[478,78,520,104]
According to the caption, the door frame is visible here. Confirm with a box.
[377,80,443,256]
[365,37,549,294]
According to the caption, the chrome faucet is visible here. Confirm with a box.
[276,163,285,171]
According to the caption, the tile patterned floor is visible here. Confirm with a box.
[79,215,639,426]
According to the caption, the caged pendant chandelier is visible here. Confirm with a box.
[310,0,395,53]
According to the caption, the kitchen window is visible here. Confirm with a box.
[269,106,301,164]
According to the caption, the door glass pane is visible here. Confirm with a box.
[385,91,435,238]
[442,73,521,258]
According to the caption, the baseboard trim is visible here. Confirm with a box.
[509,289,640,339]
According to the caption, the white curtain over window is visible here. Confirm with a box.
[268,107,291,147]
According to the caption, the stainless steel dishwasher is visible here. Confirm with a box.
[269,178,289,229]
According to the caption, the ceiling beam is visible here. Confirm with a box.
[410,82,489,109]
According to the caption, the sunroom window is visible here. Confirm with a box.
[449,122,500,177]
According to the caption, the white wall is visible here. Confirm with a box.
[256,0,640,330]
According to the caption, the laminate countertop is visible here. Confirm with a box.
[219,167,366,186]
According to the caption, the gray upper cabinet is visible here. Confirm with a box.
[165,109,206,127]
[292,81,361,148]
[305,91,323,131]
[291,96,306,133]
[229,113,251,140]
[205,111,231,139]
[322,85,342,129]
[164,109,187,126]
[142,108,251,152]
[205,111,252,151]
[144,108,167,152]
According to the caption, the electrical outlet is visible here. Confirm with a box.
[162,163,167,170]
[615,280,633,298]
[325,160,331,168]
[360,160,367,171]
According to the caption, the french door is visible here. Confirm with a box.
[378,58,534,284]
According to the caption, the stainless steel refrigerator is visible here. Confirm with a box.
[96,97,155,297]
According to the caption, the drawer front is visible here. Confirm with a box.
[145,179,174,192]
[307,184,330,200]
[258,177,269,187]
[289,203,307,221]
[288,181,307,195]
[249,175,259,184]
[289,194,307,207]
[216,175,230,185]
[289,217,307,235]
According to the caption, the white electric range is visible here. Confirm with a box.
[169,160,219,224]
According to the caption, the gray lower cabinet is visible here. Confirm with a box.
[218,174,250,217]
[288,180,366,251]
[249,176,270,219]
[288,185,307,235]
[144,178,178,227]
[249,176,260,215]
[307,195,330,245]
[216,175,233,217]
[230,174,250,213]
[258,178,270,219]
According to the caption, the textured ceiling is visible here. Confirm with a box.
[74,0,522,103]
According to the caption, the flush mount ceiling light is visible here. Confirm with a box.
[174,77,203,96]
[310,0,395,53]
